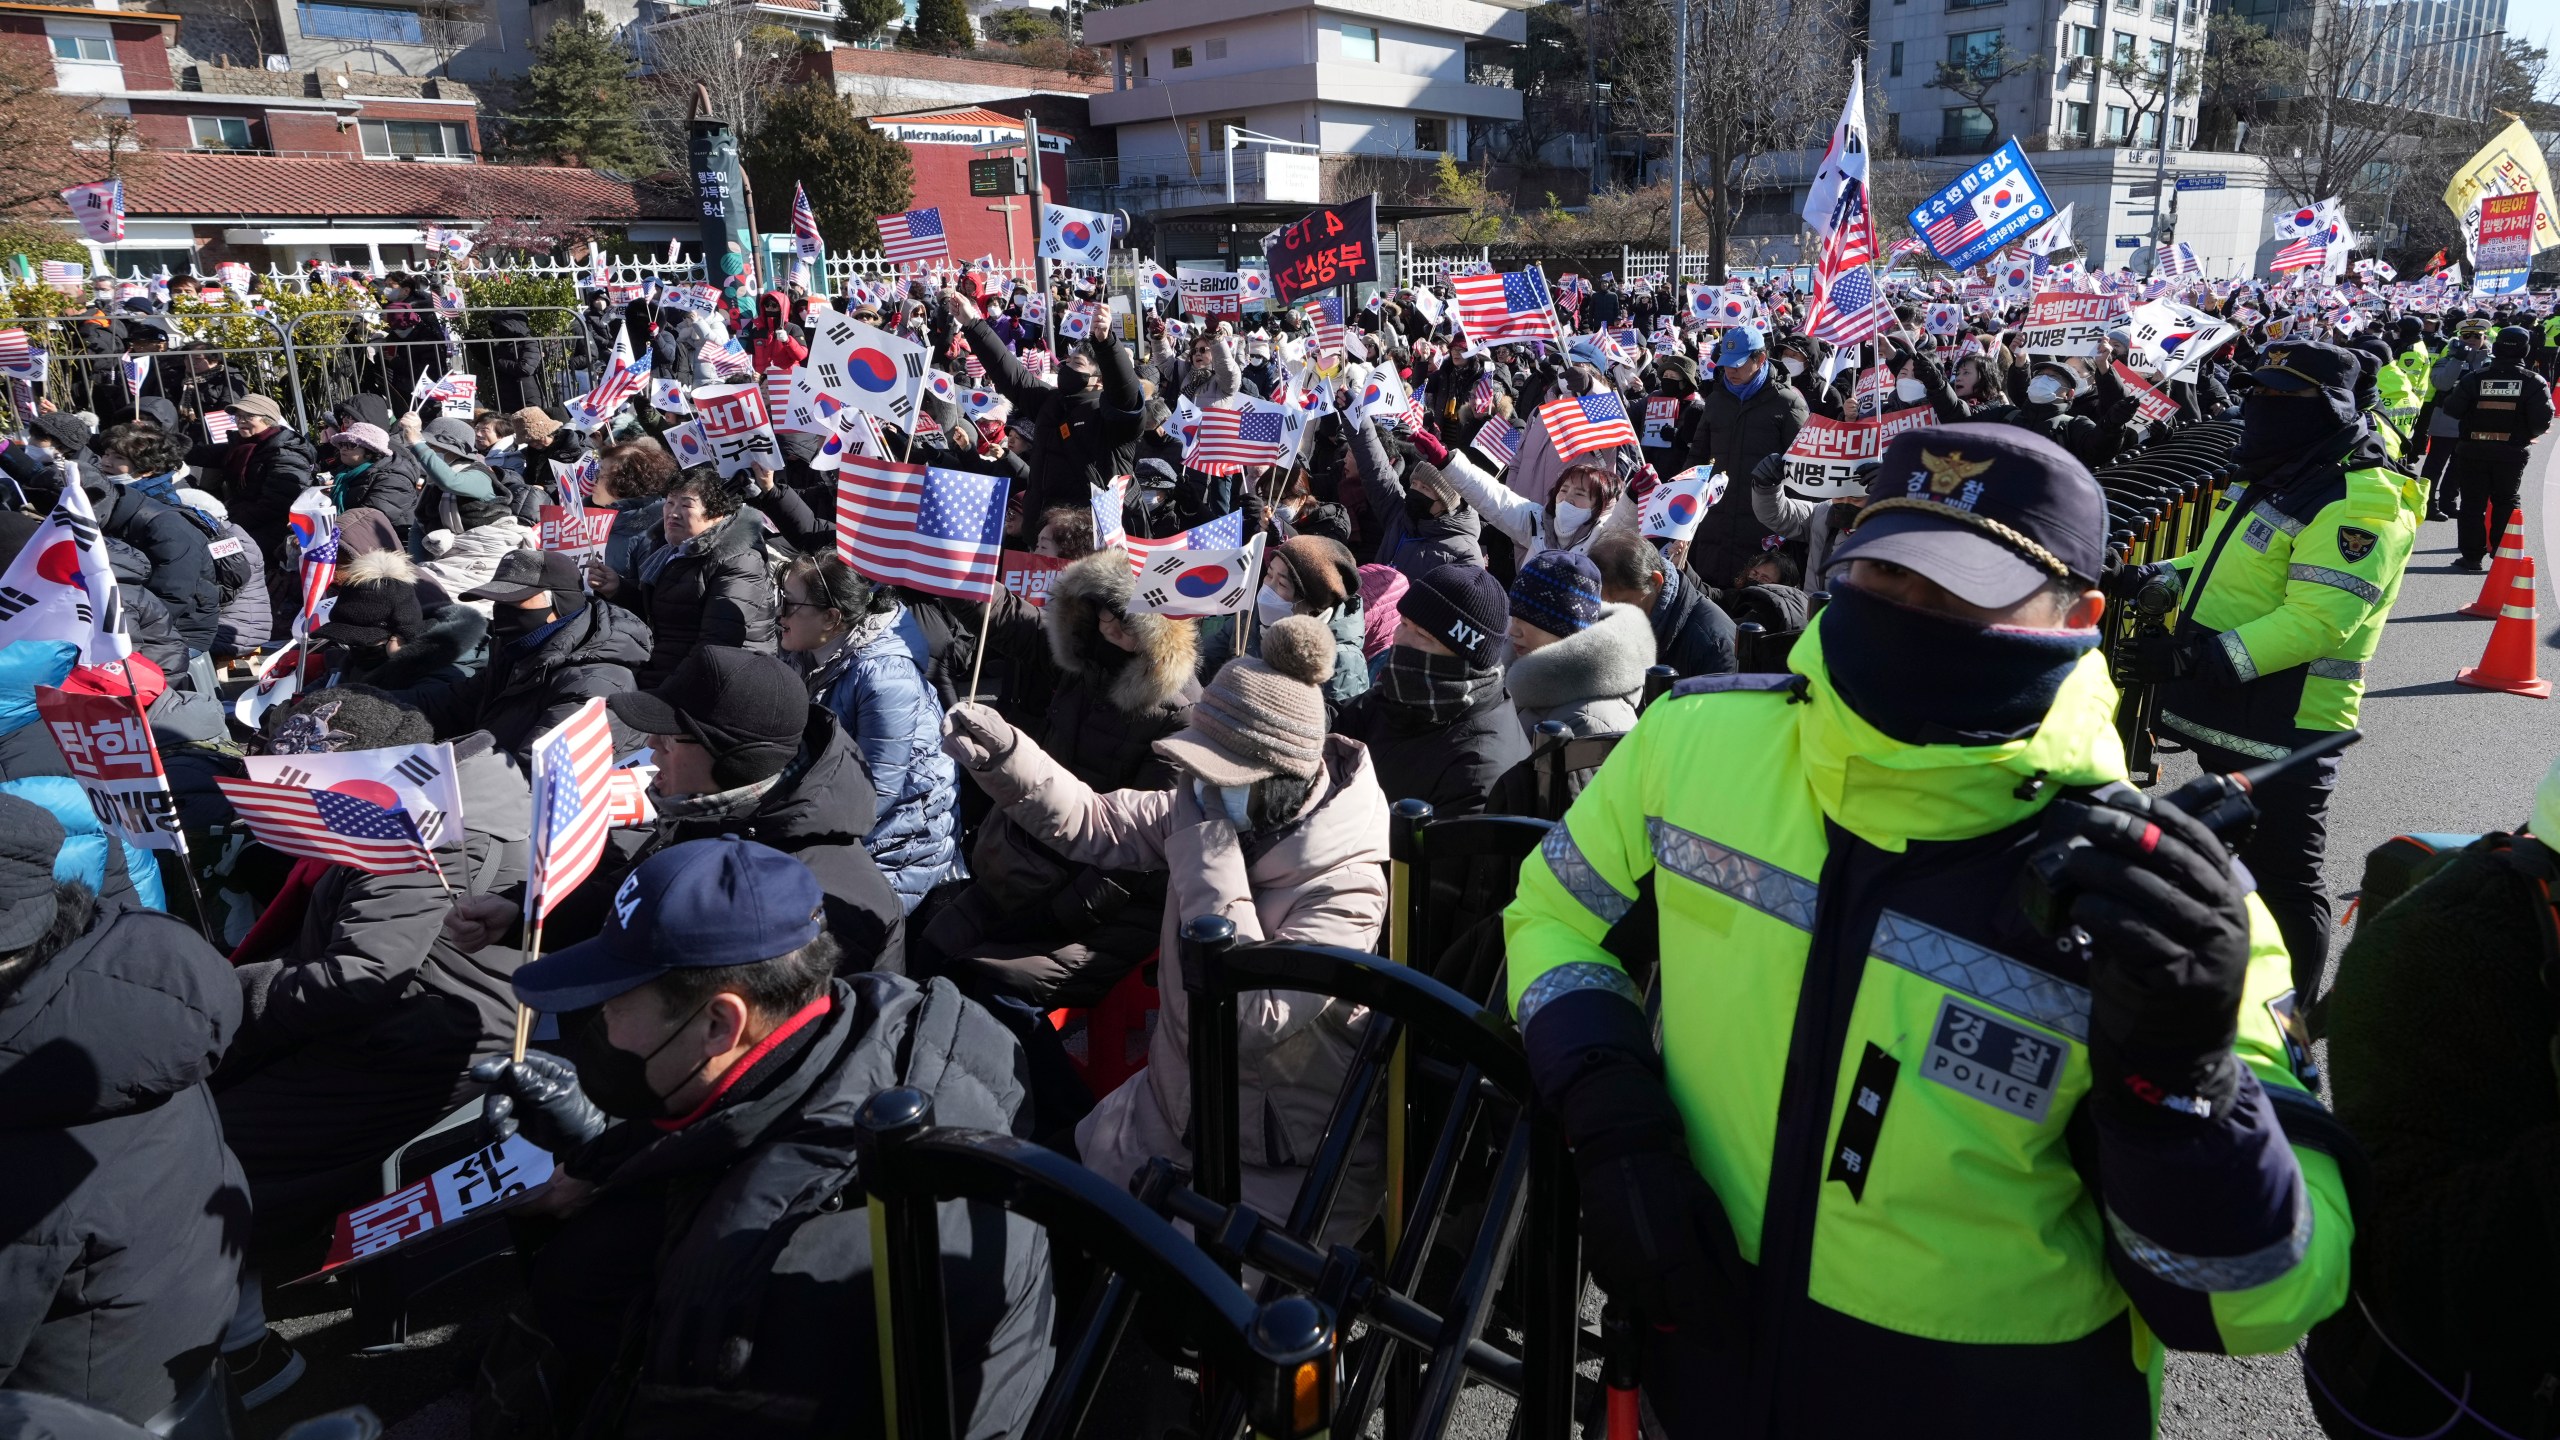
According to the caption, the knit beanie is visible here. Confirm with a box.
[1398,562,1508,668]
[1509,550,1604,638]
[1154,615,1336,786]
[1274,534,1354,612]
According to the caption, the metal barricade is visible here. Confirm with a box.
[1,309,306,434]
[2096,420,2244,782]
[285,306,588,423]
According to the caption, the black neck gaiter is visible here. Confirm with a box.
[1817,583,2098,747]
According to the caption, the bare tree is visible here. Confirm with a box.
[642,0,803,147]
[2247,0,2461,208]
[1926,35,2044,150]
[0,46,157,215]
[2099,35,2200,148]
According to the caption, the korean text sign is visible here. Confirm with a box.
[1261,195,1380,307]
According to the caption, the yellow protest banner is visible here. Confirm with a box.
[2442,118,2560,256]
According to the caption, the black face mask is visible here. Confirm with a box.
[1818,581,2097,746]
[1404,490,1441,523]
[1056,366,1095,395]
[572,1001,710,1120]
[2237,392,2336,461]
[489,605,556,642]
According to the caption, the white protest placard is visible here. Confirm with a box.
[1177,266,1244,320]
[35,681,185,852]
[1780,414,1880,499]
[300,1133,554,1280]
[2020,291,2113,358]
[690,383,780,479]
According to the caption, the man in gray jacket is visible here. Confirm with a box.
[2419,316,2493,519]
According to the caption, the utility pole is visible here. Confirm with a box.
[1668,0,1687,276]
[1027,111,1052,354]
[1586,0,1602,198]
[2143,0,2183,278]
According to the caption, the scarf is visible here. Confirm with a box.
[1817,582,2099,747]
[125,470,222,537]
[1722,363,1770,402]
[329,459,374,514]
[655,770,784,823]
[1378,645,1502,727]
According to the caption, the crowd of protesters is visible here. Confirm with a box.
[0,250,2552,1440]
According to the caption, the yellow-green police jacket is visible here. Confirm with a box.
[2160,432,2417,753]
[1505,625,2352,1436]
[2375,341,2433,435]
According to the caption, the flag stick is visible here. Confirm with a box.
[965,584,998,702]
[510,919,543,1064]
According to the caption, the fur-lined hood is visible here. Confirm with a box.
[1042,548,1199,715]
[1506,602,1654,715]
[339,548,416,586]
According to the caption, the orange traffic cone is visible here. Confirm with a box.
[2461,509,2528,617]
[2458,555,2553,698]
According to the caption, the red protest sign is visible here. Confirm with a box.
[539,505,616,559]
[1877,403,1937,445]
[2112,362,2182,425]
[34,681,184,852]
[1001,549,1065,608]
[2478,193,2538,275]
[2022,292,2113,357]
[692,382,780,479]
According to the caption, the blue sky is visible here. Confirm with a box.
[2513,0,2560,66]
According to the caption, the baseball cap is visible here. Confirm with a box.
[510,837,825,1011]
[1715,325,1766,368]
[1826,422,2106,609]
[0,794,66,951]
[226,394,285,425]
[2250,339,2361,426]
[607,646,810,785]
[464,549,584,605]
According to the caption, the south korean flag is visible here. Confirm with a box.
[1128,533,1265,618]
[244,741,467,848]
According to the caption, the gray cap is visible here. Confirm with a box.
[421,416,478,456]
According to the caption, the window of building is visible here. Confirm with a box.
[1942,105,1996,143]
[2063,100,2093,138]
[1205,37,1225,59]
[298,3,424,42]
[2067,24,2097,56]
[2147,37,2170,72]
[2172,113,2186,146]
[1889,40,1903,76]
[1171,44,1192,68]
[50,32,113,61]
[2111,30,2136,62]
[1340,23,1377,62]
[2104,103,2130,140]
[191,115,254,149]
[1415,116,1446,150]
[103,247,193,277]
[1947,29,2004,74]
[358,118,472,160]
[1948,0,2002,13]
[2136,110,2160,144]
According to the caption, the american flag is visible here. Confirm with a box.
[1470,370,1497,413]
[1472,415,1521,466]
[1452,267,1561,345]
[2161,241,2204,280]
[1555,272,1590,317]
[1091,473,1128,549]
[1304,295,1345,356]
[791,181,825,264]
[120,354,147,407]
[203,410,237,443]
[430,373,478,406]
[215,777,443,876]
[39,260,83,294]
[1923,207,1987,256]
[699,333,754,379]
[525,698,618,921]
[0,329,28,371]
[1186,397,1288,469]
[1807,264,1890,344]
[1536,391,1638,462]
[834,456,1009,600]
[580,325,650,419]
[1890,237,1928,260]
[1124,508,1244,572]
[291,491,338,640]
[876,207,949,266]
[762,369,796,420]
[2271,238,2327,273]
[1827,186,1879,271]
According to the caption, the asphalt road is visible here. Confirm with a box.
[250,431,2560,1439]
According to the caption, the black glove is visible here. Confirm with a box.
[470,1053,609,1155]
[2100,560,2174,607]
[1241,490,1270,537]
[1749,452,1788,488]
[2057,794,2255,1125]
[2125,630,2198,684]
[1540,999,1748,1343]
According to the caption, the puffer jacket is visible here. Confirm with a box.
[618,513,777,686]
[397,596,651,762]
[926,550,1200,1008]
[197,507,271,656]
[330,455,423,533]
[188,423,317,564]
[0,896,247,1425]
[418,509,536,612]
[1345,416,1485,579]
[1506,603,1653,740]
[804,610,963,911]
[1438,447,1639,559]
[0,641,166,912]
[1686,375,1807,587]
[974,732,1391,1243]
[91,480,218,654]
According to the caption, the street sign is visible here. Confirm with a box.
[970,157,1027,197]
[2127,184,2160,198]
[2175,174,2228,192]
[2114,236,2143,248]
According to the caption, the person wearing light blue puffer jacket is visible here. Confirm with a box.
[0,640,168,912]
[777,555,962,912]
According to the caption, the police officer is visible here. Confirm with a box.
[2130,340,2415,1001]
[2417,317,2494,520]
[1507,423,2351,1437]
[2374,315,2433,445]
[2536,304,2560,382]
[2437,325,2554,571]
